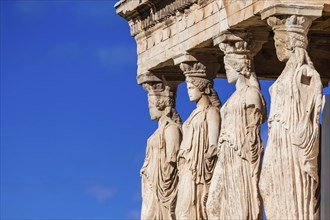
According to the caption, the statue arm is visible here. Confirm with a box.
[241,87,264,169]
[206,107,221,159]
[164,125,182,164]
[245,86,262,111]
[245,87,264,137]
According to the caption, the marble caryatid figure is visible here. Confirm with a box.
[260,15,322,219]
[207,33,267,220]
[176,63,221,220]
[140,81,182,220]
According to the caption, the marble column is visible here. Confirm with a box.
[140,77,182,220]
[173,54,221,220]
[259,13,323,219]
[207,30,267,220]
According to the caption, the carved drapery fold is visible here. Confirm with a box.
[259,14,322,220]
[207,30,267,220]
[175,56,221,220]
[141,80,182,220]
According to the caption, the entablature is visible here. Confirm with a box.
[116,0,330,85]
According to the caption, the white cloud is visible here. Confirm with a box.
[86,184,116,203]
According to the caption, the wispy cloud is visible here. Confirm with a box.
[86,184,116,203]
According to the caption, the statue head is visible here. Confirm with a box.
[223,54,251,84]
[142,82,181,123]
[273,31,308,62]
[186,76,211,100]
[219,35,259,86]
[185,76,221,107]
[268,15,310,62]
[147,95,164,120]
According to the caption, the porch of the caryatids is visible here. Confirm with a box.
[140,75,183,220]
[259,7,323,220]
[207,30,267,220]
[173,54,221,220]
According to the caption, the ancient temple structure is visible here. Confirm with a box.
[115,0,330,219]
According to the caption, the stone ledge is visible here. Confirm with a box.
[260,4,324,20]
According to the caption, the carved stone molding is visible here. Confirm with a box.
[173,52,220,79]
[214,29,267,60]
[260,4,323,21]
[137,72,162,84]
[117,0,330,81]
[213,29,267,80]
[116,0,208,36]
[142,81,177,100]
[138,72,183,100]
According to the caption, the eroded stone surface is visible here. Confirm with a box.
[141,82,182,220]
[207,31,266,220]
[175,62,221,220]
[116,0,330,81]
[259,15,322,220]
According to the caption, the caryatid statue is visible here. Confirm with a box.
[259,15,322,219]
[207,31,267,220]
[175,60,221,220]
[140,80,182,220]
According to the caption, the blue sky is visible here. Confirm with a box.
[1,1,329,219]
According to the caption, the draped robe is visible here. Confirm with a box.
[176,105,219,220]
[260,49,322,219]
[207,85,265,220]
[141,120,181,220]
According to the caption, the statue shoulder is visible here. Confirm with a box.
[245,86,263,110]
[164,121,182,135]
[207,106,220,114]
[206,106,220,121]
[164,122,182,144]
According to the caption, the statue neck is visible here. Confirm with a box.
[236,75,247,90]
[158,114,168,127]
[196,95,211,108]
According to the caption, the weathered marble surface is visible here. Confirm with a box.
[207,32,266,220]
[140,82,182,220]
[176,63,221,220]
[260,15,322,220]
[116,0,330,81]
